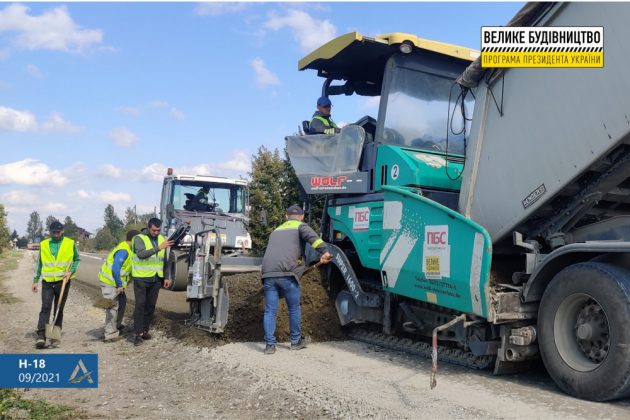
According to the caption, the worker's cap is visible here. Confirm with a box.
[317,96,332,107]
[49,221,64,231]
[286,205,304,216]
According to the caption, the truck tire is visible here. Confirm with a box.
[538,262,630,401]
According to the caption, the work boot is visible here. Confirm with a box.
[264,344,276,355]
[35,338,46,349]
[104,335,123,343]
[290,336,311,351]
[49,339,60,348]
[133,334,143,346]
[141,332,152,340]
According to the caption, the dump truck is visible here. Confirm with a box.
[159,169,261,333]
[286,2,630,401]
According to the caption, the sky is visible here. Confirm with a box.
[0,1,523,235]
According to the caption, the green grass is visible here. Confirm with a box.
[0,294,19,304]
[0,388,87,420]
[0,250,21,304]
[0,250,20,273]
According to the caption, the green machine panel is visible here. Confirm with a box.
[380,185,492,317]
[375,145,464,191]
[327,201,384,271]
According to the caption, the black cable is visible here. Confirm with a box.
[444,82,471,181]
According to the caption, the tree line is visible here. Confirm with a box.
[0,204,10,255]
[0,205,156,252]
[90,205,156,250]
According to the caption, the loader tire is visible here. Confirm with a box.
[538,262,630,401]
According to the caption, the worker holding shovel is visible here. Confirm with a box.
[32,220,80,349]
[98,229,139,342]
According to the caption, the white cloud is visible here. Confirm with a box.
[0,106,37,132]
[25,64,44,79]
[138,151,250,182]
[265,9,336,52]
[77,189,90,199]
[115,106,140,117]
[97,191,131,203]
[0,4,104,54]
[0,159,68,186]
[140,163,167,182]
[148,100,185,120]
[169,107,185,120]
[42,112,79,133]
[149,100,168,109]
[99,164,122,178]
[216,150,250,172]
[361,96,381,110]
[0,190,37,205]
[135,204,157,215]
[4,205,30,215]
[116,101,184,120]
[42,202,67,212]
[109,127,138,147]
[194,3,247,16]
[0,108,79,133]
[251,57,280,87]
[75,189,131,203]
[64,162,85,177]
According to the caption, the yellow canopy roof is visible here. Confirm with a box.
[299,32,480,82]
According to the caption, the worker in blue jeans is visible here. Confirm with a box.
[260,205,332,354]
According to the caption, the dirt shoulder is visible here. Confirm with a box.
[0,251,374,419]
[1,251,629,419]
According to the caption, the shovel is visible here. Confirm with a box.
[303,261,323,276]
[45,269,70,341]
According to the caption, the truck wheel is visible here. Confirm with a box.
[538,262,630,401]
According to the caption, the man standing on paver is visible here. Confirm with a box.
[32,220,80,349]
[261,205,332,354]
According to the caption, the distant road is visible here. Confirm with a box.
[76,252,189,314]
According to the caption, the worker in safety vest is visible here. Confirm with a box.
[98,229,140,342]
[32,220,80,349]
[309,96,340,135]
[260,205,332,355]
[131,218,173,346]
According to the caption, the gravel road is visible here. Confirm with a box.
[1,251,630,419]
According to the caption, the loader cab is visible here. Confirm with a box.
[161,175,248,218]
[292,32,478,203]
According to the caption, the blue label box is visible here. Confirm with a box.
[0,354,98,388]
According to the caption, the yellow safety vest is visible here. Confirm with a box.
[98,241,133,288]
[40,237,76,282]
[131,234,165,278]
[312,115,338,129]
